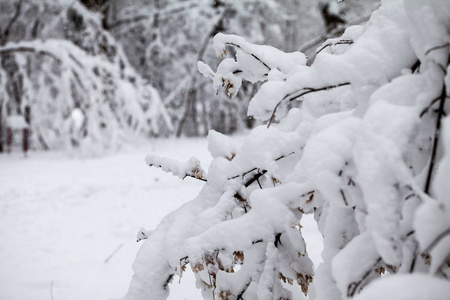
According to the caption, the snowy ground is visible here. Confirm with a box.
[0,137,322,300]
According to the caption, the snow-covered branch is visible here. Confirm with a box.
[267,82,351,127]
[0,45,62,64]
[424,86,447,194]
[145,154,207,182]
[316,39,354,54]
[199,33,307,100]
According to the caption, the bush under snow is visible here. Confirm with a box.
[123,0,450,299]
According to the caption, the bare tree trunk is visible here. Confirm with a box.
[0,0,24,152]
[0,99,3,153]
[175,37,209,137]
[0,0,24,46]
[176,9,229,137]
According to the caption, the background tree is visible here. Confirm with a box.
[105,0,380,137]
[0,0,380,152]
[0,0,172,153]
[123,0,450,299]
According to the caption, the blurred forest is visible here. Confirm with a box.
[0,0,379,153]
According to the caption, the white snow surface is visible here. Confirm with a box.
[353,274,450,300]
[0,138,208,300]
[0,138,324,300]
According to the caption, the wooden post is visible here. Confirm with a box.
[23,106,30,155]
[22,128,29,154]
[5,113,30,154]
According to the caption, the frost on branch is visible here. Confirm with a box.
[124,0,450,299]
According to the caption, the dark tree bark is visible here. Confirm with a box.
[319,1,346,33]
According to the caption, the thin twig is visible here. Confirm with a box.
[347,257,382,297]
[420,96,441,118]
[267,82,351,127]
[316,39,353,54]
[409,241,419,273]
[228,152,295,186]
[181,174,207,182]
[179,256,189,283]
[422,227,450,255]
[434,253,450,276]
[340,189,349,206]
[245,170,267,188]
[425,43,450,56]
[237,280,252,300]
[424,86,447,194]
[104,243,124,263]
[225,42,271,71]
[148,161,207,182]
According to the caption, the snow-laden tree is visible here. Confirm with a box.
[0,0,172,153]
[124,0,450,299]
[107,0,290,137]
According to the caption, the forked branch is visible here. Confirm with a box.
[228,152,295,188]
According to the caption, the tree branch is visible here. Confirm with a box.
[228,152,295,188]
[424,85,447,194]
[236,280,252,300]
[176,8,229,137]
[0,46,62,64]
[347,257,382,297]
[244,170,267,188]
[225,42,271,72]
[340,189,349,206]
[422,227,450,255]
[425,43,450,56]
[267,82,351,127]
[411,60,421,73]
[420,95,441,118]
[105,15,149,30]
[0,0,24,46]
[146,155,207,182]
[316,39,353,54]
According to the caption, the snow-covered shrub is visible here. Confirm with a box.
[124,0,450,299]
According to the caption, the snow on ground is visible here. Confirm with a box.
[0,137,322,300]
